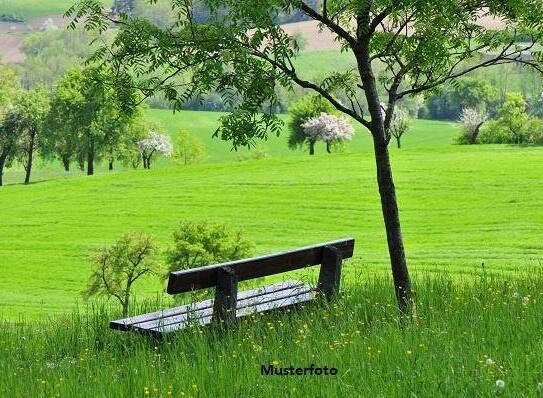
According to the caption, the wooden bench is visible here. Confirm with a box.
[110,238,355,337]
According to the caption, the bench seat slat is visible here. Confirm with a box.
[111,281,315,335]
[144,284,313,332]
[110,281,310,332]
[151,288,315,334]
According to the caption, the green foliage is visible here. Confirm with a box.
[477,93,542,145]
[84,231,159,317]
[0,65,20,110]
[174,129,206,165]
[19,28,96,88]
[422,78,499,120]
[497,92,529,144]
[288,94,337,153]
[165,220,253,276]
[46,65,140,174]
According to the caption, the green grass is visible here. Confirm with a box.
[0,0,76,19]
[0,139,542,318]
[146,110,457,162]
[2,273,543,397]
[1,110,457,185]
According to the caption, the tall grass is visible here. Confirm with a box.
[2,271,543,397]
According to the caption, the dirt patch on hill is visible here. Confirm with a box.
[281,21,341,51]
[0,35,24,64]
[0,15,69,64]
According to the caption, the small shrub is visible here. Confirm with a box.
[525,118,543,145]
[165,220,253,275]
[237,148,268,161]
[174,129,206,165]
[83,232,160,317]
[478,121,512,144]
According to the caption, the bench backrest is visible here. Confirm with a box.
[167,238,355,294]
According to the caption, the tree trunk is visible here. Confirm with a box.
[326,141,331,153]
[470,122,484,145]
[24,130,36,185]
[87,134,95,175]
[109,159,114,171]
[309,140,315,155]
[355,45,413,314]
[373,137,413,313]
[396,136,401,149]
[87,150,94,176]
[62,156,70,172]
[0,154,6,187]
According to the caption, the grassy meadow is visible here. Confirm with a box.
[0,0,76,19]
[0,125,542,319]
[1,110,457,185]
[2,273,543,397]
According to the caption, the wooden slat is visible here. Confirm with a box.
[142,284,312,332]
[149,287,315,334]
[167,238,355,294]
[110,281,303,331]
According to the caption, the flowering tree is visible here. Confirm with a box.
[137,131,173,169]
[459,108,488,145]
[301,113,355,153]
[389,107,411,149]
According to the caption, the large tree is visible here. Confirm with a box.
[13,86,50,185]
[70,0,543,312]
[47,66,138,175]
[0,109,22,187]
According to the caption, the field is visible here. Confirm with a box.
[1,110,457,184]
[0,110,542,319]
[2,273,543,397]
[0,0,76,19]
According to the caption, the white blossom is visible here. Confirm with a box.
[496,380,505,388]
[301,113,355,142]
[460,108,487,133]
[485,358,494,365]
[137,131,173,158]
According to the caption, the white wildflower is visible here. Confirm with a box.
[486,358,494,365]
[496,379,505,388]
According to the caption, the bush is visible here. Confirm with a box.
[165,220,253,276]
[478,121,512,144]
[525,118,543,145]
[236,148,268,161]
[174,129,206,165]
[478,117,543,145]
[83,231,160,317]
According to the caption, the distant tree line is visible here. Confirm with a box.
[0,64,205,186]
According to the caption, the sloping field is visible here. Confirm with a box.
[1,144,542,319]
[1,110,457,185]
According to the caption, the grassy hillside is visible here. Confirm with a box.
[1,143,542,318]
[1,110,457,185]
[0,0,75,19]
[147,109,457,159]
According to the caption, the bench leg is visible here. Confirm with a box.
[317,246,343,300]
[212,266,238,327]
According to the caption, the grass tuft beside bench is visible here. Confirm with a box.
[110,238,355,337]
